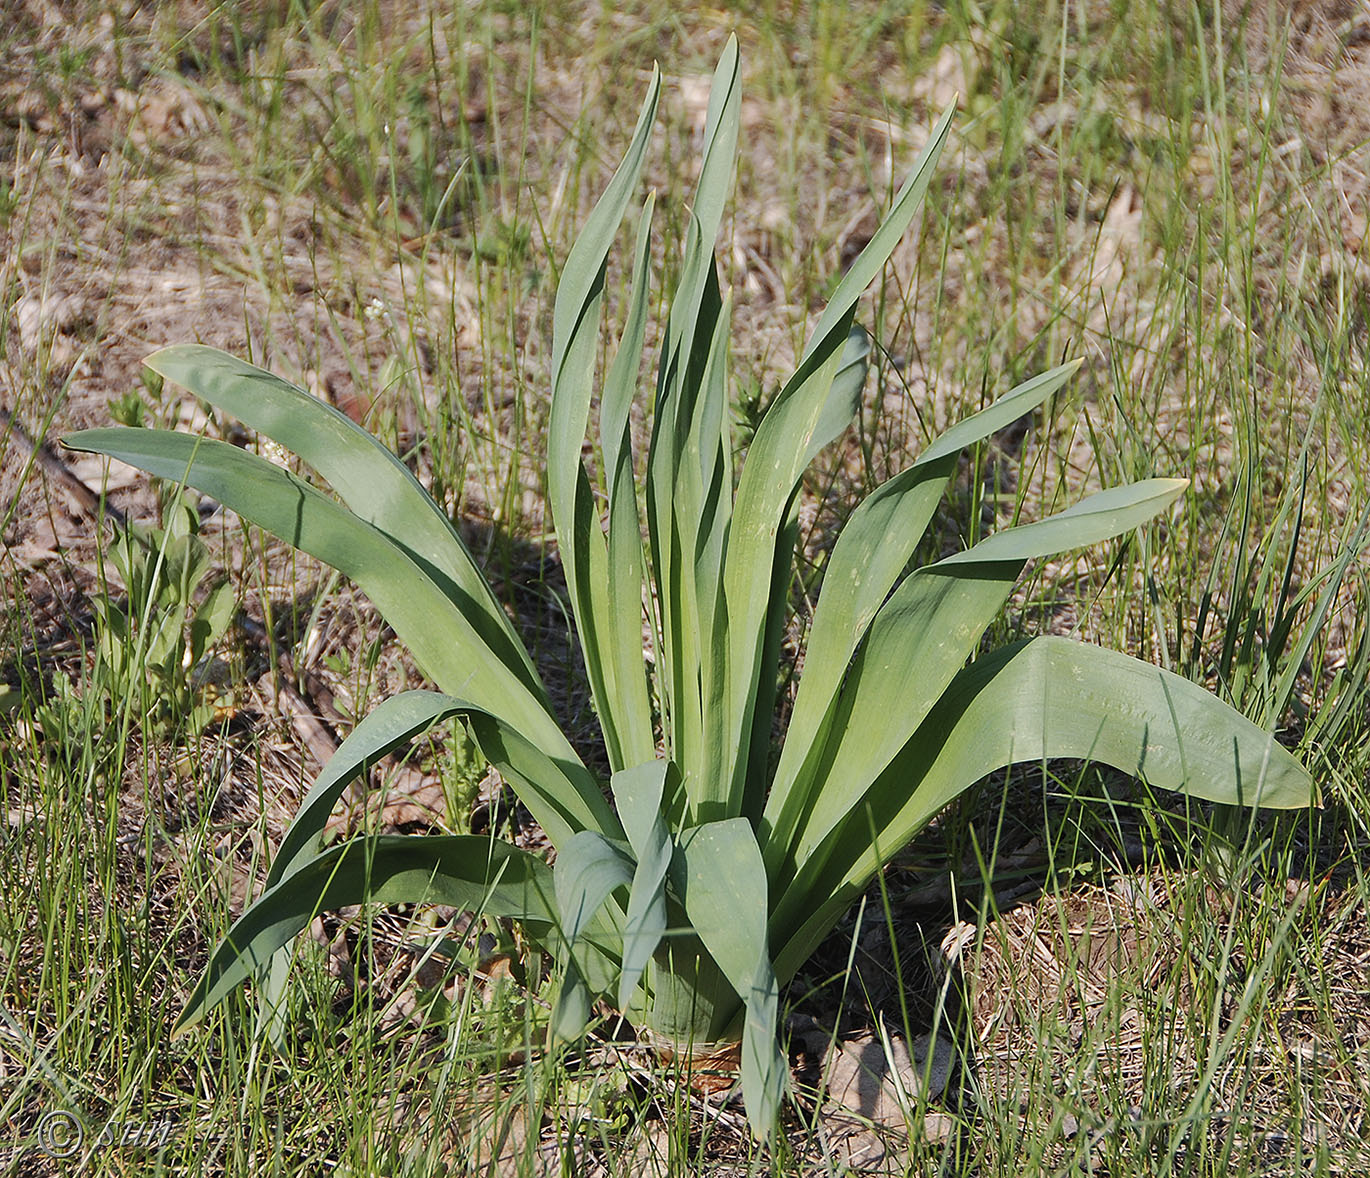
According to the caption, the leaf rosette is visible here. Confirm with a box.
[64,35,1313,1141]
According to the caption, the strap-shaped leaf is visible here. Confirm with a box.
[597,193,659,770]
[551,829,635,1037]
[266,691,466,890]
[938,477,1189,565]
[61,429,617,847]
[718,104,956,817]
[555,830,635,944]
[176,835,558,1033]
[251,690,474,1040]
[762,456,956,844]
[915,359,1081,466]
[770,636,1315,979]
[773,478,1190,884]
[611,761,678,1008]
[801,325,871,470]
[767,364,1079,843]
[681,279,735,796]
[142,345,543,703]
[648,39,741,776]
[802,103,955,365]
[673,819,787,1140]
[551,957,595,1043]
[547,65,661,772]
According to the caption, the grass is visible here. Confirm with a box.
[1,0,1368,1173]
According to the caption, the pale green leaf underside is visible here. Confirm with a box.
[555,830,635,943]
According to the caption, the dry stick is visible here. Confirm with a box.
[233,609,343,776]
[2,406,127,528]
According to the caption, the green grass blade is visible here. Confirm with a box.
[673,819,787,1140]
[548,65,661,771]
[770,635,1315,979]
[176,835,557,1033]
[62,428,617,845]
[143,345,544,703]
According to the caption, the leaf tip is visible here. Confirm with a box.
[170,1008,200,1040]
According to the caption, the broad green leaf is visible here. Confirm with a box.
[764,358,1080,853]
[551,958,595,1042]
[802,102,955,362]
[939,478,1188,565]
[770,636,1315,979]
[657,264,730,786]
[648,40,740,776]
[716,323,852,816]
[719,104,956,817]
[61,429,617,847]
[190,577,236,663]
[598,193,659,770]
[673,820,787,1139]
[619,844,671,1012]
[143,345,543,703]
[552,830,635,1036]
[775,477,1190,883]
[762,453,956,855]
[772,359,1076,749]
[176,835,557,1033]
[915,360,1080,467]
[251,689,473,1040]
[554,830,635,943]
[613,759,674,861]
[547,64,660,772]
[801,325,872,470]
[611,761,677,1008]
[682,280,735,800]
[266,691,467,890]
